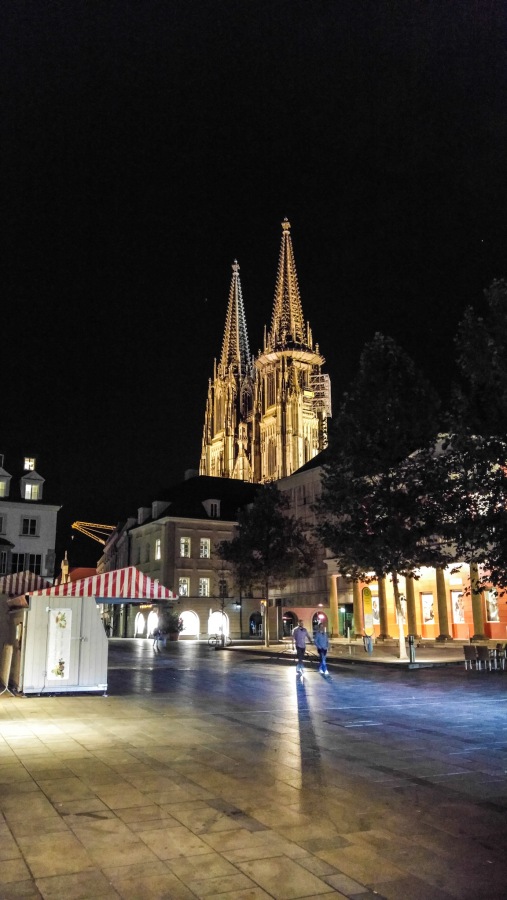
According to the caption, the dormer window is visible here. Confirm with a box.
[24,458,36,471]
[0,480,8,498]
[21,470,44,502]
[24,483,40,500]
[203,499,220,518]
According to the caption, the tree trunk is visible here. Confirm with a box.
[264,578,270,647]
[470,561,486,641]
[392,570,408,660]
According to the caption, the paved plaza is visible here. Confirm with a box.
[0,639,506,899]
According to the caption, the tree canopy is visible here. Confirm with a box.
[317,333,442,579]
[454,279,507,436]
[217,482,316,644]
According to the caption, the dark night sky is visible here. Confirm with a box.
[3,1,507,566]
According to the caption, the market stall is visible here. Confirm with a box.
[6,566,177,695]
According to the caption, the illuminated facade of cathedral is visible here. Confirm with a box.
[199,220,332,483]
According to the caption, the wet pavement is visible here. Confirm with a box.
[0,638,506,899]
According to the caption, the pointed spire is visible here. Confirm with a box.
[267,218,309,350]
[220,260,253,378]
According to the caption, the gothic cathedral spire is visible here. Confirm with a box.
[200,261,254,481]
[254,218,331,482]
[200,221,331,483]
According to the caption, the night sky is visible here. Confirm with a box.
[4,1,507,566]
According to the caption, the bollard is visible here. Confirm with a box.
[408,634,416,664]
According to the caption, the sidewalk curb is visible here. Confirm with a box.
[227,645,463,670]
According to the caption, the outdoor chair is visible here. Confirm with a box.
[475,645,493,671]
[493,644,506,671]
[463,645,478,670]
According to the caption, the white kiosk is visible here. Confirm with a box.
[6,566,177,695]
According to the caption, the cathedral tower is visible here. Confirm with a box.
[200,261,255,480]
[253,218,331,482]
[200,221,331,483]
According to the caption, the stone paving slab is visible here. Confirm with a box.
[1,640,506,899]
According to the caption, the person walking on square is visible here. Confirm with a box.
[292,619,313,677]
[314,623,329,675]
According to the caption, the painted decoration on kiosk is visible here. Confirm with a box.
[47,608,72,679]
[362,586,374,636]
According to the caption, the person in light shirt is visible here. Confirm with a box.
[292,619,313,676]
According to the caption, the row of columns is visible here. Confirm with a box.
[350,564,487,642]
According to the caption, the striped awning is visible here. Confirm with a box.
[8,566,177,608]
[0,570,52,596]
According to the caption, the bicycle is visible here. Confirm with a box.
[208,634,232,646]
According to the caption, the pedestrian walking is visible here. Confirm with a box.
[292,619,313,677]
[363,632,373,654]
[153,628,161,652]
[314,623,329,675]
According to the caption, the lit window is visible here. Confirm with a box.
[180,537,191,557]
[24,458,35,471]
[199,578,210,597]
[179,577,189,596]
[21,518,37,536]
[155,538,161,560]
[24,483,39,500]
[0,481,6,497]
[199,538,210,559]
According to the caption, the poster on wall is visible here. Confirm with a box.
[451,591,465,624]
[372,596,380,624]
[395,597,407,625]
[47,609,72,680]
[486,591,500,623]
[421,593,435,625]
[362,586,374,636]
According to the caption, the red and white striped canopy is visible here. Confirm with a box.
[9,566,177,606]
[0,570,52,597]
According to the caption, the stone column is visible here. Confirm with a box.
[377,574,391,639]
[470,562,487,641]
[405,574,418,638]
[435,566,452,641]
[328,571,340,637]
[352,579,363,637]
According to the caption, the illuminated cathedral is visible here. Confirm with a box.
[200,219,332,483]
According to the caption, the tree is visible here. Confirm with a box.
[217,483,315,646]
[421,433,507,635]
[454,279,507,437]
[316,333,443,657]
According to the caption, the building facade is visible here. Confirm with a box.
[98,475,264,639]
[0,453,60,585]
[200,219,332,484]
